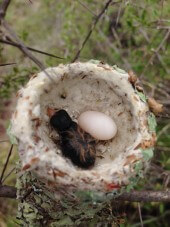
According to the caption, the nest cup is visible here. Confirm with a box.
[11,61,156,199]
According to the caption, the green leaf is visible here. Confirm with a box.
[148,113,157,132]
[6,122,18,144]
[142,148,154,161]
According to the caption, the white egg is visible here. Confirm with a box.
[78,111,117,140]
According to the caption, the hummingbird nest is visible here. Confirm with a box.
[11,60,156,199]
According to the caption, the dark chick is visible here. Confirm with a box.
[50,109,96,169]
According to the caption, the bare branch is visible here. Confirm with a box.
[0,0,11,21]
[140,29,170,78]
[0,62,16,66]
[139,28,169,74]
[116,190,170,202]
[27,0,33,4]
[2,20,56,82]
[77,0,97,17]
[0,185,16,198]
[0,140,9,143]
[0,144,13,182]
[115,0,123,27]
[1,184,170,203]
[138,203,143,227]
[2,167,15,184]
[97,28,131,69]
[2,20,49,71]
[0,38,64,59]
[72,0,113,62]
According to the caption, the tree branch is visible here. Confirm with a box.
[1,20,56,82]
[116,190,170,202]
[0,144,13,182]
[0,38,64,59]
[72,0,113,62]
[1,184,170,203]
[0,0,11,21]
[140,29,170,78]
[0,62,16,66]
[0,185,16,199]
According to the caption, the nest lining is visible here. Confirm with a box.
[11,61,154,196]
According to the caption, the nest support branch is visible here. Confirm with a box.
[1,184,170,202]
[0,185,17,198]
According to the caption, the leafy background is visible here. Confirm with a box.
[0,0,170,226]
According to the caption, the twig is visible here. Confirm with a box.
[139,28,169,74]
[72,0,113,62]
[156,26,170,30]
[132,210,170,227]
[2,167,15,184]
[115,0,123,27]
[140,29,170,78]
[111,27,122,48]
[77,0,97,17]
[156,146,170,152]
[159,0,165,21]
[0,0,11,21]
[0,185,16,198]
[27,0,33,4]
[0,144,13,182]
[0,140,9,143]
[137,203,143,227]
[156,115,170,119]
[97,28,131,69]
[0,62,16,66]
[142,80,170,98]
[156,100,170,105]
[157,123,170,139]
[2,21,49,71]
[0,38,64,59]
[116,190,170,202]
[1,20,56,82]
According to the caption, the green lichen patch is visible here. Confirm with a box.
[112,65,127,74]
[136,90,147,102]
[142,148,154,161]
[148,113,157,132]
[6,122,18,145]
[89,59,101,65]
[125,177,139,192]
[16,167,122,226]
[134,161,144,178]
[17,202,43,227]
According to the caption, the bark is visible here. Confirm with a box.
[1,184,170,202]
[0,185,16,198]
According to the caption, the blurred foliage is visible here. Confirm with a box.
[0,0,170,226]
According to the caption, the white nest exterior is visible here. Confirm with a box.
[11,61,155,196]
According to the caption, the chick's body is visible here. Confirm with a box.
[50,110,96,169]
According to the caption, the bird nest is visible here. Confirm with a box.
[11,60,156,199]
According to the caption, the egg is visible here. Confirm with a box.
[78,111,117,140]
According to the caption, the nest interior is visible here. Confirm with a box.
[40,70,137,168]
